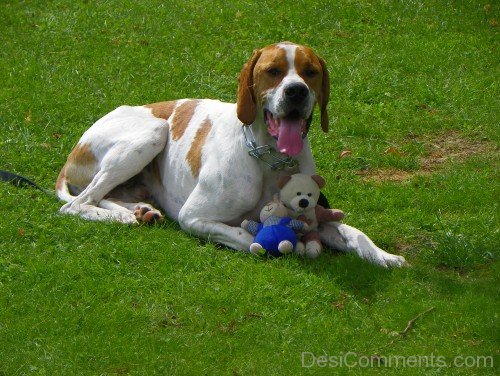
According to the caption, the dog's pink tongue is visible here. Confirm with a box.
[277,119,303,157]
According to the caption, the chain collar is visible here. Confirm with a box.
[242,125,300,172]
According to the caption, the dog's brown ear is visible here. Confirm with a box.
[311,175,326,189]
[318,57,330,133]
[237,49,262,125]
[277,175,292,189]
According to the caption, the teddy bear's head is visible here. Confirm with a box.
[259,199,288,222]
[277,173,326,214]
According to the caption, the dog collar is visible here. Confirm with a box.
[242,125,300,172]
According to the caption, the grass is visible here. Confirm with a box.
[0,0,499,374]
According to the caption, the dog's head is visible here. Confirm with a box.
[237,42,330,157]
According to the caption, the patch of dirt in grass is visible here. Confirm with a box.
[359,131,496,182]
[358,168,414,182]
[436,264,470,276]
[420,131,493,172]
[393,234,432,261]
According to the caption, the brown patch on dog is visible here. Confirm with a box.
[294,45,330,132]
[186,117,212,177]
[252,45,289,107]
[64,143,98,187]
[294,46,330,132]
[237,48,263,125]
[145,101,177,120]
[170,100,200,141]
[67,143,95,165]
[359,131,496,183]
[294,46,320,75]
[55,165,67,191]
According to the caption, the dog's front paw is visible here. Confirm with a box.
[382,253,407,268]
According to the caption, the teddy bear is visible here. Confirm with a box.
[277,173,344,259]
[241,199,309,257]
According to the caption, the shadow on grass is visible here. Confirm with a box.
[77,212,497,307]
[292,250,401,302]
[159,220,405,303]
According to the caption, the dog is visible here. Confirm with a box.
[56,42,406,267]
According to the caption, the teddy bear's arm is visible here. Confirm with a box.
[288,219,309,232]
[241,219,260,235]
[315,205,345,222]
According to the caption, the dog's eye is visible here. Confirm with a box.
[308,193,312,197]
[267,67,282,77]
[304,68,318,78]
[296,192,301,196]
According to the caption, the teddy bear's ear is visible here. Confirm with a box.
[277,175,292,189]
[311,175,326,189]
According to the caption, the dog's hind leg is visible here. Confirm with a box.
[60,169,140,224]
[57,106,169,223]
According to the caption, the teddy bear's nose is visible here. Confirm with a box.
[299,199,309,208]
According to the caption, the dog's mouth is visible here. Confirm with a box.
[265,110,307,157]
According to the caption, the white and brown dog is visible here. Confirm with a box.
[56,42,405,267]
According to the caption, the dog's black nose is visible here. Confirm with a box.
[298,198,309,208]
[284,83,309,104]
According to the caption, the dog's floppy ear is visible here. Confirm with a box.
[318,57,330,133]
[311,175,326,189]
[237,48,262,125]
[277,175,292,189]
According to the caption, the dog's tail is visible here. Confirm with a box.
[55,167,76,203]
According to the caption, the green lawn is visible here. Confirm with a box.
[1,0,498,375]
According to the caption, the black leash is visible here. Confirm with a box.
[0,169,55,197]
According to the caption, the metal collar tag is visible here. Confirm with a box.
[242,125,300,172]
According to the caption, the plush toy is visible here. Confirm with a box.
[277,173,344,259]
[241,199,308,257]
